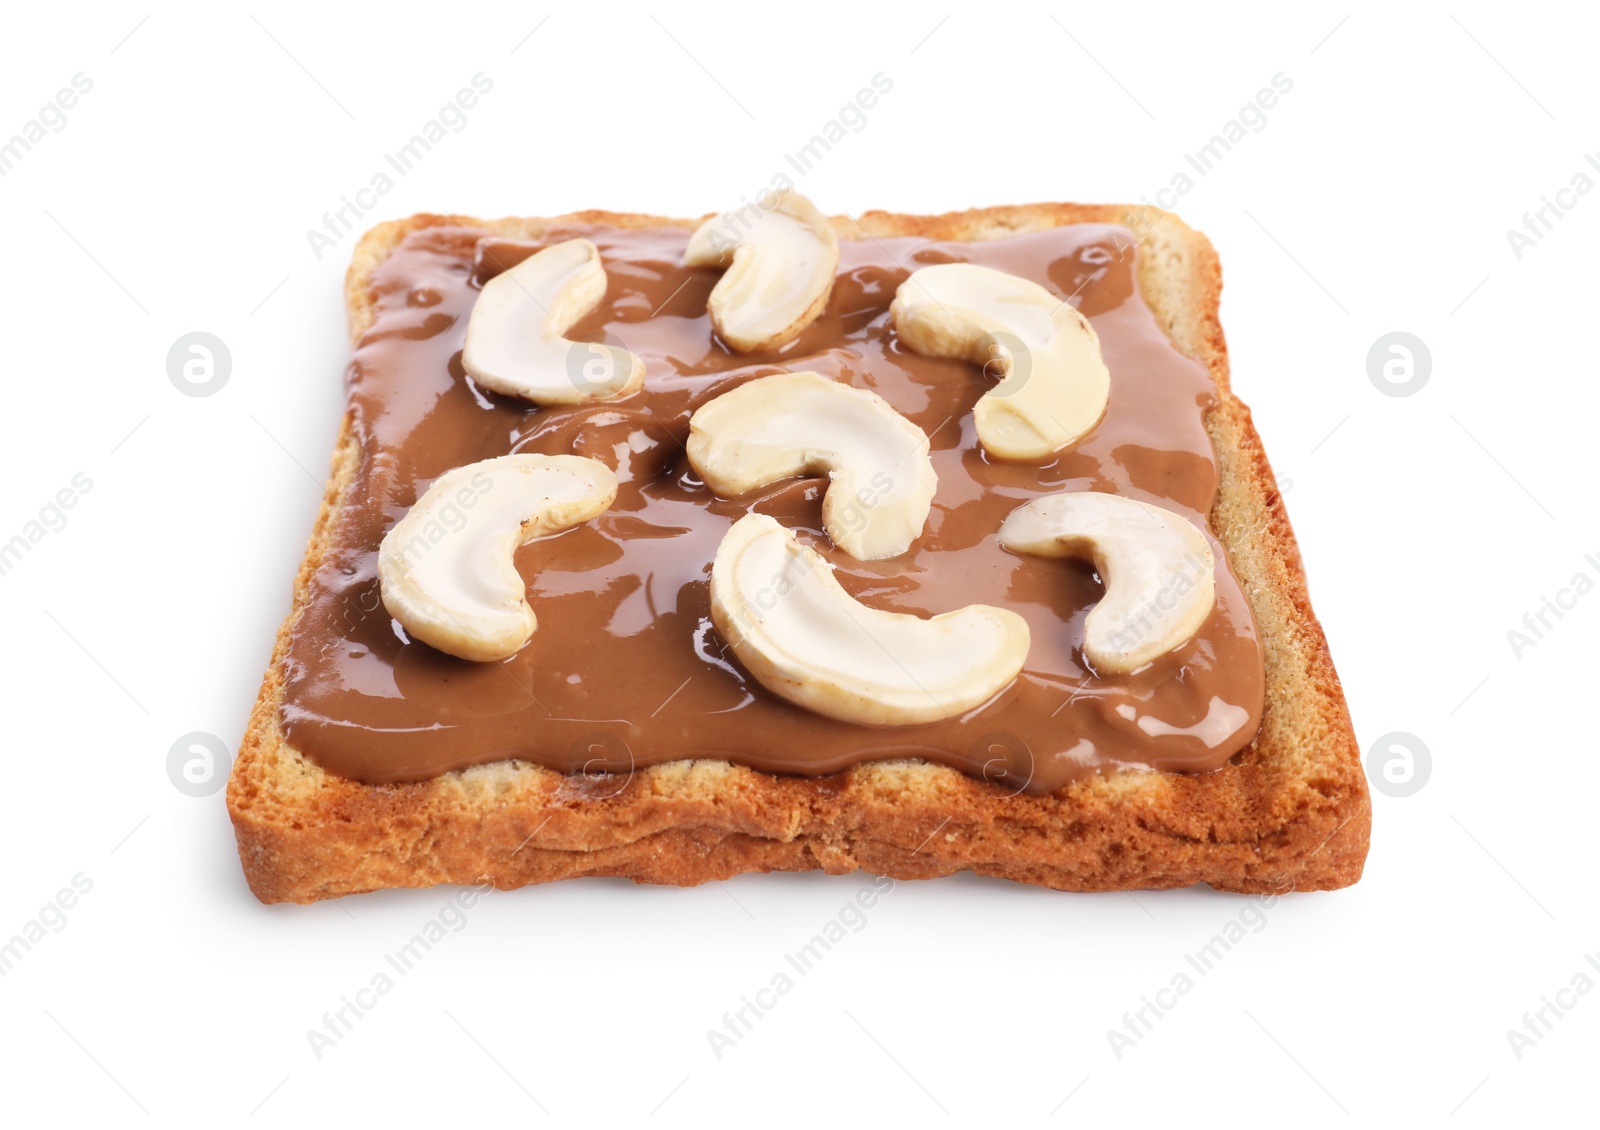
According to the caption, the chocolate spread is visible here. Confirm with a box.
[278,220,1265,795]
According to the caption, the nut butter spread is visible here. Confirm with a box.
[278,220,1265,795]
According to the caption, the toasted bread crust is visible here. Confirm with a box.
[227,203,1369,904]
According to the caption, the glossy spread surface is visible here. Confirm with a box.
[278,220,1265,794]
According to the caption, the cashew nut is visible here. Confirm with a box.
[889,263,1110,462]
[711,513,1030,725]
[462,239,645,404]
[687,372,936,560]
[379,454,618,662]
[683,192,839,352]
[999,492,1214,674]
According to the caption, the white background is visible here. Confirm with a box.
[1,1,1593,1125]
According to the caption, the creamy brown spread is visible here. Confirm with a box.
[278,220,1265,795]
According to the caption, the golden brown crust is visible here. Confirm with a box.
[227,202,1369,904]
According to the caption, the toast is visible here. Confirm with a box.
[227,202,1369,904]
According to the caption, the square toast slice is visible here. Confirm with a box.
[227,203,1370,904]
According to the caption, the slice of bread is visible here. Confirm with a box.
[227,203,1369,904]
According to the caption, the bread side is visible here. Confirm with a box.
[226,203,1369,904]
